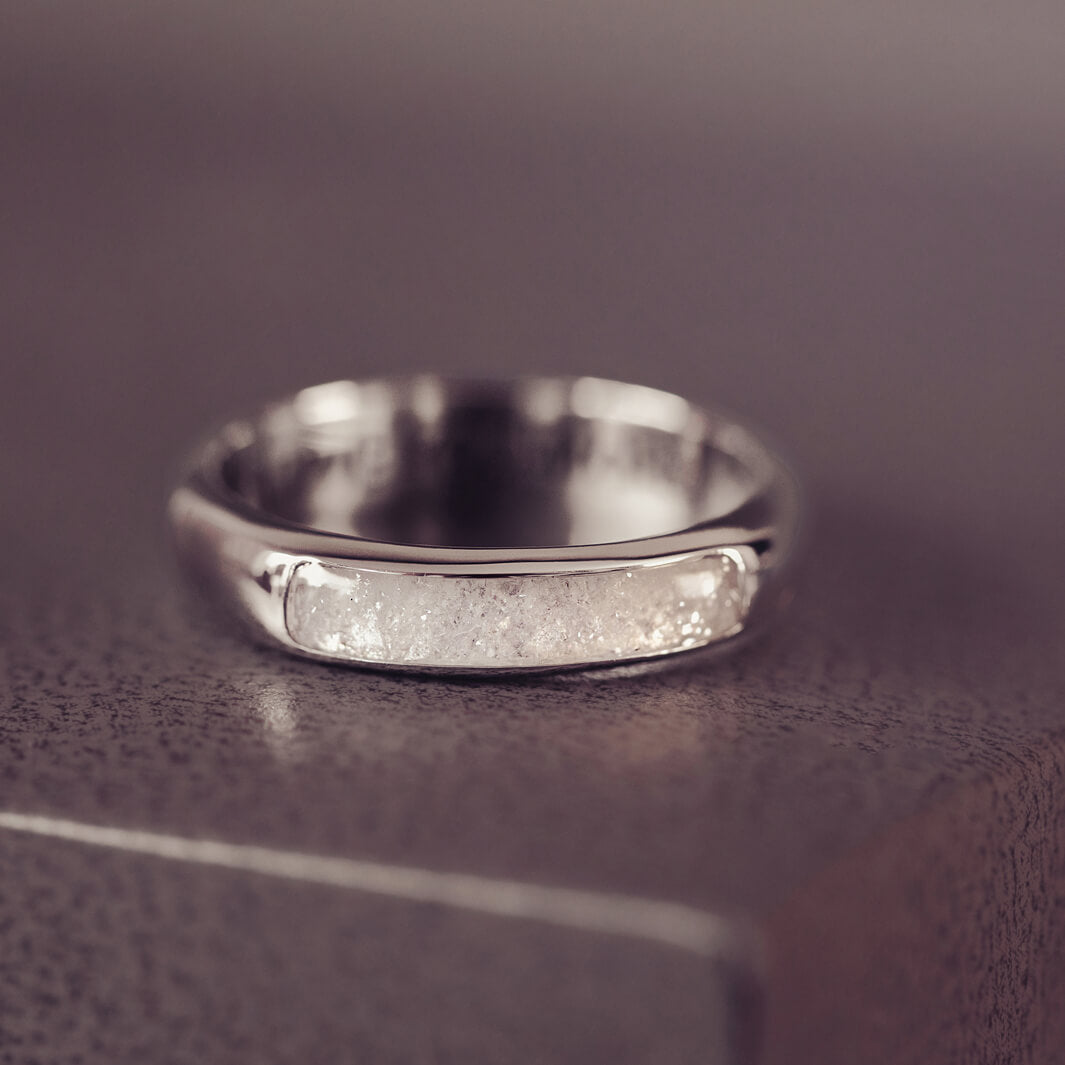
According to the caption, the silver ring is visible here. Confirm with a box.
[169,376,799,673]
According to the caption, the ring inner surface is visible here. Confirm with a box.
[223,379,757,549]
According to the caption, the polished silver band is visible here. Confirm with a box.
[169,376,798,673]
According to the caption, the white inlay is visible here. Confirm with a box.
[285,551,749,668]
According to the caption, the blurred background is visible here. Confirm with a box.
[3,4,1065,1063]
[5,2,1064,577]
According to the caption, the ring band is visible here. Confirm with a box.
[169,376,798,673]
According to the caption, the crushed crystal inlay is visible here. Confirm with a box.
[285,551,750,668]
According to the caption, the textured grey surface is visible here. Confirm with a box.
[3,4,1065,1062]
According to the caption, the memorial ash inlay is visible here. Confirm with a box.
[285,551,750,669]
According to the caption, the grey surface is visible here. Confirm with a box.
[3,4,1065,1062]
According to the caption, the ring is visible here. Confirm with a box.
[169,376,798,673]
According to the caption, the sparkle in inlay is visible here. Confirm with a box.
[285,552,750,668]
